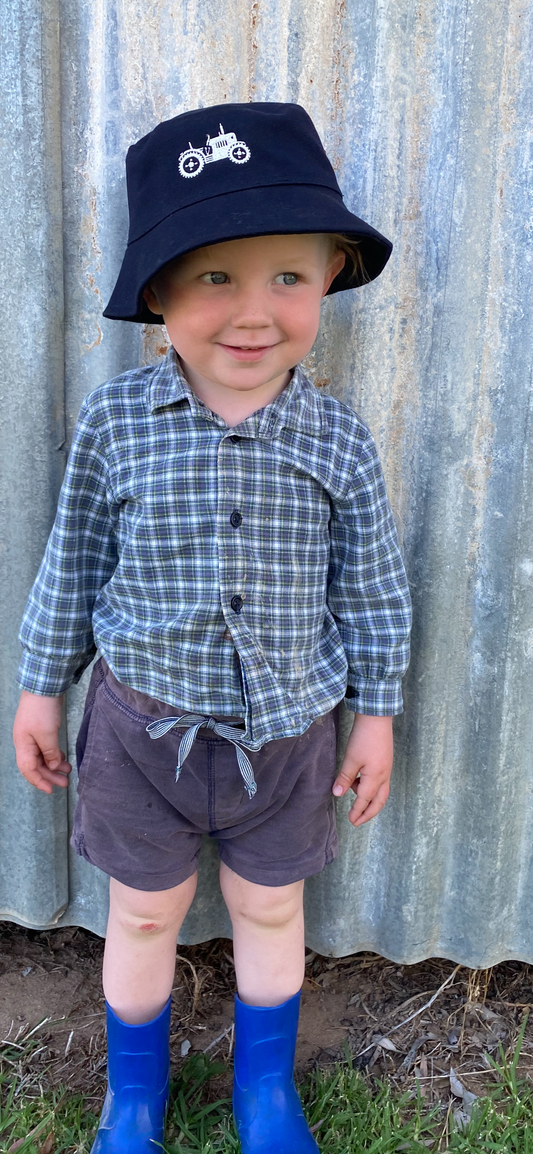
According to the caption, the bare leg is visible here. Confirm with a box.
[102,873,198,1023]
[220,862,305,1006]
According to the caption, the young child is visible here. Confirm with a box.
[13,103,411,1153]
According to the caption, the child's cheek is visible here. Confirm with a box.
[165,305,218,352]
[287,295,322,344]
[188,299,228,340]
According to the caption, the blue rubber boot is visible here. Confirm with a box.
[90,998,171,1153]
[233,991,320,1153]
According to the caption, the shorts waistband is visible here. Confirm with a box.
[97,657,255,796]
[98,656,246,726]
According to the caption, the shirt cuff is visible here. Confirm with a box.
[17,648,96,696]
[344,678,404,715]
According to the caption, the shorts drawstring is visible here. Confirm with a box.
[146,713,258,799]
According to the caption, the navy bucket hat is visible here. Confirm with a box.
[104,102,393,324]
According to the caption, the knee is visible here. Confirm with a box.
[115,905,180,939]
[220,865,304,931]
[231,885,302,931]
[109,875,197,939]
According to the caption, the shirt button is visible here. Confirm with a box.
[230,594,243,613]
[230,510,243,528]
[230,434,240,443]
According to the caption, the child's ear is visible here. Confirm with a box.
[143,282,162,313]
[322,251,346,296]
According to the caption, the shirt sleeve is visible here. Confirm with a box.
[327,431,412,715]
[17,399,118,695]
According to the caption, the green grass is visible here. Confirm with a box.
[0,1081,98,1153]
[3,1037,533,1153]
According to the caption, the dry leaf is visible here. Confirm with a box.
[450,1067,477,1119]
[401,1034,430,1071]
[463,1089,478,1111]
[38,1134,54,1154]
[9,1121,52,1153]
[452,1106,471,1131]
[414,1064,428,1096]
[449,1067,465,1097]
[395,1142,435,1150]
[478,1006,499,1022]
[376,1035,398,1052]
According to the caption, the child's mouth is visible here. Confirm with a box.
[219,343,274,362]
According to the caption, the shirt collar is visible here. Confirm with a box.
[147,346,191,412]
[147,345,327,438]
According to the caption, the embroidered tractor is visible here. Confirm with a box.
[178,125,251,178]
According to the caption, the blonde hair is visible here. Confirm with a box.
[327,233,371,287]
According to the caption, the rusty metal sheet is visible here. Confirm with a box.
[1,0,533,963]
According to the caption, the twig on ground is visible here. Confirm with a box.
[202,1025,233,1054]
[386,992,433,1019]
[401,1035,432,1071]
[175,954,201,1012]
[357,965,461,1057]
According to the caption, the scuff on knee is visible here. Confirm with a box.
[138,922,159,933]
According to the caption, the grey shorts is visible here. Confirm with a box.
[71,657,340,891]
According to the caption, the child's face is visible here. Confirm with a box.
[143,234,345,397]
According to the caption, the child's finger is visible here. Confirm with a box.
[40,740,67,771]
[332,765,360,797]
[16,735,43,777]
[17,741,71,792]
[21,765,70,792]
[349,783,389,827]
[18,761,54,794]
[46,749,71,775]
[41,761,71,785]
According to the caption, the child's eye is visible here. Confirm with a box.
[201,272,228,284]
[274,273,299,286]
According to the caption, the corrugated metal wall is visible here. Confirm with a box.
[1,0,532,963]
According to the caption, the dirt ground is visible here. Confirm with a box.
[1,920,533,1111]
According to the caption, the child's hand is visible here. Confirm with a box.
[13,690,72,794]
[332,713,393,827]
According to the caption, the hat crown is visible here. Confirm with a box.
[126,102,342,245]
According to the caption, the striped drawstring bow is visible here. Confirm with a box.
[145,713,258,799]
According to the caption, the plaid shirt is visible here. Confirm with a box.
[18,348,411,750]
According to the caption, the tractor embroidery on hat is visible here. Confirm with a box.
[178,124,251,178]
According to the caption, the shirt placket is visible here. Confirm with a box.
[217,430,249,705]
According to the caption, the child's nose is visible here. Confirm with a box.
[230,286,272,329]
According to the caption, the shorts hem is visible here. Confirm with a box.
[218,846,338,887]
[71,835,200,892]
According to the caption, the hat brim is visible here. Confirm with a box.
[103,185,392,323]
